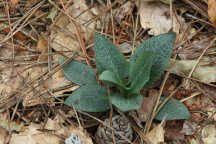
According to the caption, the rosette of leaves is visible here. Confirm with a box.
[60,33,190,120]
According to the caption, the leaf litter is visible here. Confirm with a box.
[0,0,216,143]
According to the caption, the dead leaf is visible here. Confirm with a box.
[10,123,62,144]
[45,62,80,96]
[137,89,157,122]
[10,0,19,6]
[165,127,185,141]
[201,124,216,144]
[113,1,132,24]
[180,120,199,135]
[208,0,216,28]
[138,2,184,35]
[45,118,62,131]
[50,0,99,60]
[178,38,211,59]
[37,36,48,62]
[184,95,202,111]
[146,123,164,144]
[2,27,27,42]
[0,126,8,144]
[167,57,216,83]
[22,65,53,107]
[207,107,216,121]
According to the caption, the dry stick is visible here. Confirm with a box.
[5,1,18,121]
[109,0,116,44]
[0,52,78,111]
[97,0,106,8]
[187,36,216,79]
[116,2,134,45]
[182,0,208,18]
[132,9,139,54]
[10,0,100,107]
[107,87,116,144]
[72,106,82,128]
[5,1,15,63]
[144,72,170,134]
[84,0,120,26]
[0,0,45,43]
[183,36,216,89]
[192,82,216,103]
[155,85,181,115]
[147,0,181,117]
[49,0,91,67]
[108,1,116,143]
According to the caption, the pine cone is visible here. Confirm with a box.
[96,115,133,144]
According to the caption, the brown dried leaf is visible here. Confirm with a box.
[22,65,53,107]
[10,0,19,6]
[167,57,216,83]
[138,2,184,35]
[2,27,26,42]
[165,127,185,141]
[201,124,216,144]
[208,0,216,28]
[0,126,8,144]
[10,123,62,144]
[37,36,48,62]
[113,1,132,24]
[146,124,164,144]
[51,0,98,60]
[180,120,199,136]
[137,89,157,122]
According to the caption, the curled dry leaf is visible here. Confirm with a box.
[208,0,216,28]
[138,2,184,35]
[137,89,157,122]
[167,57,216,83]
[146,123,164,144]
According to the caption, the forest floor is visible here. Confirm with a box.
[0,0,216,144]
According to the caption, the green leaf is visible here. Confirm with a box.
[99,70,124,88]
[64,85,110,112]
[155,96,190,121]
[111,93,143,111]
[129,51,153,94]
[47,7,58,22]
[59,58,97,86]
[130,32,176,86]
[94,33,129,80]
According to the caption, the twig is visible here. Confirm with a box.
[144,72,170,134]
